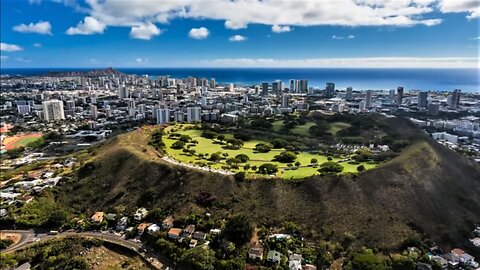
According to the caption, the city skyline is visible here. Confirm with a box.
[1,0,479,68]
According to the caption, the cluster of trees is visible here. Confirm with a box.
[14,190,69,228]
[149,129,166,152]
[273,151,297,163]
[254,143,272,153]
[318,161,344,173]
[258,163,278,175]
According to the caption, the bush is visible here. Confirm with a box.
[258,163,278,174]
[311,158,318,164]
[254,143,272,153]
[318,161,344,173]
[235,154,250,163]
[171,140,186,149]
[234,132,251,141]
[179,134,192,142]
[273,151,297,163]
[357,165,366,172]
[271,139,288,149]
[209,152,222,162]
[201,130,217,139]
[234,172,246,181]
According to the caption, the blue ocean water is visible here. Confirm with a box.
[1,68,479,92]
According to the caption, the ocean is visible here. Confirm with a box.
[1,68,479,92]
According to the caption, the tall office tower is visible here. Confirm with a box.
[65,100,75,110]
[299,80,308,92]
[289,79,296,92]
[90,104,98,120]
[42,100,65,122]
[138,104,146,114]
[389,89,396,101]
[261,82,269,96]
[281,94,289,108]
[156,108,170,124]
[152,88,158,99]
[229,83,234,92]
[17,104,31,115]
[187,107,201,123]
[279,81,284,92]
[326,82,335,98]
[201,96,208,107]
[117,84,129,99]
[308,87,314,95]
[210,78,216,88]
[396,87,404,105]
[174,111,185,122]
[448,89,461,109]
[365,90,373,108]
[428,103,440,115]
[272,81,280,94]
[126,98,136,110]
[346,87,353,100]
[417,91,428,108]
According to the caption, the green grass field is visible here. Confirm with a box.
[163,124,375,179]
[11,137,42,148]
[328,122,351,135]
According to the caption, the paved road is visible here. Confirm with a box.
[1,230,174,270]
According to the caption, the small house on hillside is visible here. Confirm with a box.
[90,212,104,223]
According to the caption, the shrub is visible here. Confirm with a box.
[271,139,288,149]
[258,163,278,175]
[318,161,344,173]
[357,165,366,172]
[273,151,297,163]
[254,143,272,153]
[235,154,250,163]
[171,140,186,149]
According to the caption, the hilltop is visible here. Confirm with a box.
[55,117,480,250]
[45,67,123,77]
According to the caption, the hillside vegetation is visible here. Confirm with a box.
[55,117,480,250]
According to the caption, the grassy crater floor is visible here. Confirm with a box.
[162,124,376,179]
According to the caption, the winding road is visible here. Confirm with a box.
[1,230,174,269]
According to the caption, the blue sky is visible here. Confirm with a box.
[0,0,479,68]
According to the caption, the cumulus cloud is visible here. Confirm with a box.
[470,36,480,40]
[130,23,162,40]
[13,21,52,35]
[202,57,479,68]
[272,25,292,33]
[229,35,247,42]
[189,27,209,39]
[437,0,480,19]
[66,16,106,35]
[135,58,148,63]
[1,43,23,52]
[33,43,42,47]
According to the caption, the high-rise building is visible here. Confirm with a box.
[272,81,280,94]
[126,98,136,110]
[118,84,129,99]
[448,89,461,109]
[289,79,296,92]
[261,83,269,96]
[174,111,185,122]
[210,78,216,88]
[281,94,289,108]
[326,83,335,98]
[299,80,308,92]
[187,107,201,123]
[346,87,353,100]
[65,100,75,110]
[90,104,98,120]
[428,103,440,115]
[396,87,404,106]
[156,108,170,124]
[42,100,65,122]
[389,89,396,101]
[17,104,31,115]
[365,90,373,108]
[417,91,428,108]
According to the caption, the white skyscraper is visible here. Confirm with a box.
[281,94,289,108]
[117,84,129,99]
[90,104,98,120]
[156,108,170,124]
[42,100,65,122]
[365,90,373,108]
[346,87,353,100]
[187,107,201,123]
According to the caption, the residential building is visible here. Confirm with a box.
[156,108,170,124]
[326,82,335,98]
[186,107,201,123]
[418,91,428,108]
[396,86,404,105]
[168,228,182,239]
[42,100,65,122]
[262,82,269,96]
[90,212,104,223]
[346,87,353,100]
[365,90,373,108]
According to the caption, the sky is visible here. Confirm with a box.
[0,0,479,68]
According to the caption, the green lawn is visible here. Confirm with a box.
[11,136,43,148]
[328,122,351,135]
[290,122,315,136]
[163,124,376,179]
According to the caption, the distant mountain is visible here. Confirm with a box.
[45,67,123,77]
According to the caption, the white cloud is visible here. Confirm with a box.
[28,0,42,4]
[225,20,248,29]
[135,58,149,63]
[1,43,23,52]
[470,36,480,40]
[332,35,355,40]
[272,25,292,33]
[15,57,32,63]
[130,23,162,40]
[229,35,247,42]
[438,0,480,19]
[33,43,42,47]
[66,16,106,35]
[189,27,209,39]
[0,56,9,61]
[13,21,52,35]
[202,57,479,68]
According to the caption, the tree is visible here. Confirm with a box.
[234,172,246,181]
[250,118,272,130]
[217,134,226,142]
[295,161,301,167]
[318,161,343,173]
[311,158,318,164]
[254,143,272,153]
[223,215,253,246]
[234,132,251,141]
[201,130,218,139]
[171,141,186,149]
[357,165,366,172]
[179,134,192,142]
[271,139,288,149]
[351,250,385,270]
[258,163,278,174]
[178,247,216,270]
[273,151,297,163]
[235,154,250,163]
[209,152,222,162]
